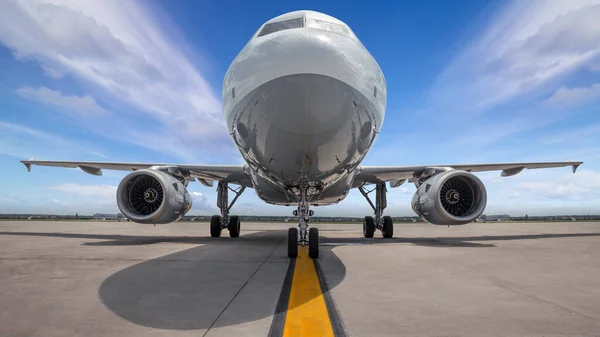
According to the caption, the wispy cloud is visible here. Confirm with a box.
[18,86,108,115]
[0,121,68,143]
[516,171,600,199]
[373,0,600,165]
[0,0,235,162]
[545,83,600,106]
[0,121,107,159]
[500,170,600,200]
[540,123,600,145]
[431,0,600,113]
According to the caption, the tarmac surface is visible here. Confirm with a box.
[1,220,600,337]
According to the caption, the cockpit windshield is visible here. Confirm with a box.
[306,18,350,36]
[258,17,304,37]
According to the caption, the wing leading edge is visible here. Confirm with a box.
[20,159,252,187]
[354,161,583,186]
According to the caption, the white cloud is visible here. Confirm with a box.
[51,183,117,200]
[0,185,120,214]
[18,86,108,115]
[190,191,208,204]
[40,64,65,79]
[189,191,214,212]
[511,170,600,199]
[545,83,600,106]
[0,0,234,161]
[24,183,120,212]
[431,0,600,112]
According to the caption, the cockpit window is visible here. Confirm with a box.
[258,17,304,37]
[306,18,349,36]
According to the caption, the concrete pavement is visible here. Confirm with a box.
[1,220,599,336]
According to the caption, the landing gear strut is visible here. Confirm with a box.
[287,181,320,259]
[210,181,245,238]
[359,183,394,238]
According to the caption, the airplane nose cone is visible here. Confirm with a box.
[225,28,380,104]
[232,30,379,135]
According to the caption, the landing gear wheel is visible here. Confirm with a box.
[382,215,394,238]
[309,227,319,259]
[228,215,240,238]
[288,227,298,258]
[210,215,222,238]
[363,216,375,238]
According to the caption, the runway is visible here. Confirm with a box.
[1,220,600,336]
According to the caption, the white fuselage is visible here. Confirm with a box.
[222,10,386,205]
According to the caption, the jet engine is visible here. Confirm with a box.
[116,169,192,224]
[411,170,487,225]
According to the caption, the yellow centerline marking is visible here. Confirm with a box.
[283,247,334,337]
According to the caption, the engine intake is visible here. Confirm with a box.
[411,170,487,225]
[117,169,192,224]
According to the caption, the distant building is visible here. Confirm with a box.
[92,213,123,220]
[479,214,511,222]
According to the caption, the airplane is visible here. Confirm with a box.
[20,10,582,259]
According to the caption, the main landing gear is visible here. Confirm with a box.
[359,182,394,238]
[210,181,246,238]
[287,184,320,259]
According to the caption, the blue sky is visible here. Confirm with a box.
[1,0,599,216]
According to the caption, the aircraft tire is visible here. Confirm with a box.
[309,227,319,259]
[363,216,375,238]
[210,215,222,238]
[288,227,298,258]
[228,215,241,238]
[382,215,394,238]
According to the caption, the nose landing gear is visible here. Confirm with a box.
[287,184,319,259]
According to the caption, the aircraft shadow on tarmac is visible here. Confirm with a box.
[2,230,600,330]
[96,230,348,330]
[0,230,345,330]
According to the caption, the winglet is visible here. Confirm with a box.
[572,162,582,173]
[21,158,34,172]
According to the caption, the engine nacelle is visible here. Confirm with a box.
[117,169,192,224]
[411,170,487,225]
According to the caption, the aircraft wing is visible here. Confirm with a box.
[20,159,251,187]
[354,161,583,186]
